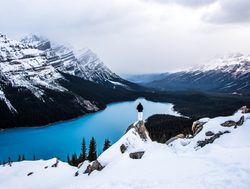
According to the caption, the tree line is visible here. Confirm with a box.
[67,137,111,167]
[0,137,111,167]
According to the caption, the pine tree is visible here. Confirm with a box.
[22,154,25,161]
[87,137,97,161]
[80,137,86,162]
[71,153,77,166]
[8,157,12,166]
[103,139,111,152]
[18,154,21,161]
[67,154,70,164]
[33,155,36,160]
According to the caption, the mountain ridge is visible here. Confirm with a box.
[126,53,250,93]
[0,33,142,128]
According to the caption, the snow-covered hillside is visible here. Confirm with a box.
[20,34,125,85]
[0,33,141,128]
[1,108,250,189]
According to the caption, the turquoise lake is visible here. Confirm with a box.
[0,99,179,162]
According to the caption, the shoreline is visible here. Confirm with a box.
[1,97,160,132]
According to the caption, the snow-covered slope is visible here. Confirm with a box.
[137,53,250,93]
[20,35,127,87]
[0,33,140,128]
[1,110,250,189]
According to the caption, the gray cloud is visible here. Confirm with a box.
[144,0,217,7]
[204,0,250,23]
[0,0,250,74]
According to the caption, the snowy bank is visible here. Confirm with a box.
[0,110,250,189]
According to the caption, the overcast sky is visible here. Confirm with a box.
[1,0,250,74]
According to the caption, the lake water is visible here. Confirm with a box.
[0,98,179,162]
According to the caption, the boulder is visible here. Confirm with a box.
[205,131,214,136]
[221,116,245,127]
[126,121,150,141]
[74,171,79,177]
[84,160,104,175]
[27,172,33,176]
[129,151,145,159]
[236,116,244,126]
[51,158,59,167]
[120,144,127,154]
[221,120,236,127]
[192,121,206,136]
[197,131,230,148]
[240,106,250,114]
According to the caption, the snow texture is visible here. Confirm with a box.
[0,33,124,113]
[1,110,250,189]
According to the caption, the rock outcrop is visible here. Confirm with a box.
[84,160,104,175]
[126,121,150,141]
[196,131,230,148]
[120,144,127,154]
[240,106,250,114]
[192,121,206,136]
[221,116,245,128]
[129,151,145,159]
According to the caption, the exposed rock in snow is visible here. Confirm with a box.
[0,110,250,189]
[83,160,104,175]
[129,151,145,159]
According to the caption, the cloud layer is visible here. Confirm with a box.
[0,0,250,74]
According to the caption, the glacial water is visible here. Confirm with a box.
[0,98,179,162]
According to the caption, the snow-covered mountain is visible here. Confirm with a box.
[1,108,250,189]
[128,53,250,93]
[20,34,128,86]
[0,33,140,128]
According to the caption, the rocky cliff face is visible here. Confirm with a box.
[0,33,139,128]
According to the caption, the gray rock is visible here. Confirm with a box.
[27,172,33,176]
[129,151,145,159]
[197,131,230,148]
[240,106,250,114]
[120,144,127,154]
[192,121,206,136]
[74,171,79,177]
[51,158,59,168]
[236,116,244,126]
[221,116,245,127]
[126,121,150,141]
[205,131,214,136]
[84,160,104,175]
[221,120,236,127]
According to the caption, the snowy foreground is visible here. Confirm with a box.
[1,110,250,189]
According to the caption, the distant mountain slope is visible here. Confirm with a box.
[0,33,141,128]
[131,54,250,93]
[124,73,167,84]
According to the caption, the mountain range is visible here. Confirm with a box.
[126,53,250,93]
[0,33,141,128]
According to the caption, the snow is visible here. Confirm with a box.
[189,53,250,76]
[1,111,250,189]
[0,88,17,113]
